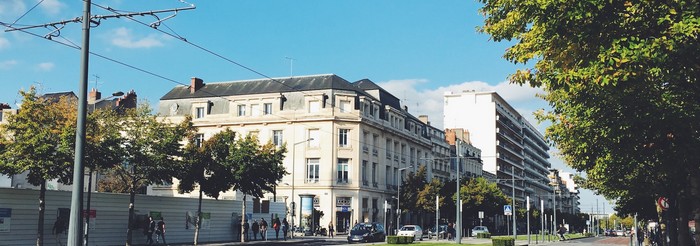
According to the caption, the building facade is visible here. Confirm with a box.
[443,91,557,211]
[156,75,463,233]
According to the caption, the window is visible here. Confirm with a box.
[337,159,349,183]
[386,166,391,187]
[195,107,205,119]
[309,101,320,113]
[251,104,260,116]
[308,129,320,148]
[273,130,283,147]
[372,162,377,187]
[264,103,273,115]
[306,158,320,183]
[195,134,204,147]
[338,129,349,147]
[339,100,350,113]
[362,161,368,185]
[237,105,246,116]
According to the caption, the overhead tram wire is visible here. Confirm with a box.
[6,0,45,28]
[4,6,432,165]
[89,2,441,163]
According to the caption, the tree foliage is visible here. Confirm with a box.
[228,134,287,198]
[400,165,429,214]
[460,177,510,217]
[479,0,700,244]
[0,88,76,246]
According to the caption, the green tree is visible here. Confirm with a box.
[225,134,287,242]
[478,0,700,244]
[460,177,510,222]
[399,165,428,225]
[101,104,192,246]
[177,129,239,245]
[416,178,444,228]
[0,88,77,246]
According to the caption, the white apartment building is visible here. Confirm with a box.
[443,91,555,210]
[156,74,458,233]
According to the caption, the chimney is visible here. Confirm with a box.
[418,115,430,125]
[88,88,101,104]
[116,90,138,109]
[191,77,204,94]
[0,103,10,109]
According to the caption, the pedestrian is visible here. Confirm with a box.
[557,224,567,241]
[155,217,166,245]
[252,220,259,241]
[146,216,156,245]
[273,217,281,240]
[328,221,334,238]
[282,218,289,240]
[636,227,644,246]
[243,220,250,241]
[260,218,268,240]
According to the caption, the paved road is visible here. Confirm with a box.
[171,235,634,246]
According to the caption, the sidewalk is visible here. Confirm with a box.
[165,236,336,246]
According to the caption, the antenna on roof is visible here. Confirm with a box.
[285,57,295,78]
[92,74,101,90]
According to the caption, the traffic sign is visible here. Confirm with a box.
[657,197,669,210]
[504,205,512,216]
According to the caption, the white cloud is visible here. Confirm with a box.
[109,27,165,49]
[0,60,18,69]
[0,36,9,50]
[39,0,66,15]
[0,0,26,18]
[36,62,55,71]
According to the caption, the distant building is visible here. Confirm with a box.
[443,90,558,212]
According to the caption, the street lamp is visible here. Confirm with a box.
[290,138,313,238]
[396,165,412,235]
[549,168,559,238]
[84,91,123,246]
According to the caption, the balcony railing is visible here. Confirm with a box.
[363,180,368,186]
[363,145,369,153]
[373,182,378,188]
[372,149,379,156]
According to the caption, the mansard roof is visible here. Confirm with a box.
[160,74,370,100]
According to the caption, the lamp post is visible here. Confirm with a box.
[549,169,559,238]
[290,138,313,238]
[84,91,123,246]
[511,165,516,240]
[396,165,412,235]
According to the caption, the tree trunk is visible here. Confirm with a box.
[126,189,136,246]
[678,192,691,246]
[37,180,46,246]
[241,195,247,243]
[690,172,700,246]
[194,188,202,245]
[667,193,679,246]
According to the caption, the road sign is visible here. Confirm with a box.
[504,205,512,216]
[657,197,669,210]
[479,211,484,219]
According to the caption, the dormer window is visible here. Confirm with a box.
[195,107,205,119]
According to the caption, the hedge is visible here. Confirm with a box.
[477,232,491,238]
[491,236,515,246]
[387,236,415,244]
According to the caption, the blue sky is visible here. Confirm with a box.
[0,0,612,214]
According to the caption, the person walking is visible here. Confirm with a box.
[146,216,156,245]
[155,217,167,245]
[243,220,250,242]
[252,220,259,241]
[328,222,335,238]
[282,218,290,240]
[273,217,281,240]
[260,218,268,240]
[557,224,567,241]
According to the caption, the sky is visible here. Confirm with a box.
[0,0,613,214]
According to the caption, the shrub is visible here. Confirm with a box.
[387,236,414,244]
[492,236,515,246]
[477,232,491,238]
[584,232,593,237]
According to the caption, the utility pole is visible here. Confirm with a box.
[456,140,461,244]
[5,3,194,245]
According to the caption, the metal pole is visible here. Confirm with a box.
[541,200,544,240]
[456,140,461,244]
[553,184,557,239]
[527,196,530,245]
[435,195,439,241]
[397,170,400,236]
[68,1,91,245]
[291,142,296,239]
[512,165,516,240]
